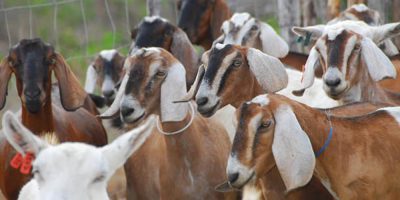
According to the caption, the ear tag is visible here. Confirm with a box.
[296,36,304,43]
[10,153,23,169]
[10,153,35,175]
[20,153,34,175]
[303,32,312,46]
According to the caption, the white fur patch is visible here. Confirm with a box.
[99,49,118,61]
[327,28,345,40]
[143,15,167,23]
[378,107,400,125]
[352,3,369,12]
[84,65,98,93]
[242,185,262,200]
[230,12,251,27]
[251,94,269,106]
[215,43,228,50]
[226,155,254,185]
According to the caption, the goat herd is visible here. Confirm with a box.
[0,0,400,199]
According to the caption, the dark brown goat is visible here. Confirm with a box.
[0,39,107,200]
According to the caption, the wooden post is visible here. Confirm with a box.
[278,0,301,52]
[147,0,161,16]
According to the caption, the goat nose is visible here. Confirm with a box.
[325,78,341,87]
[121,106,135,117]
[196,97,208,106]
[24,90,41,99]
[103,90,114,98]
[228,172,239,184]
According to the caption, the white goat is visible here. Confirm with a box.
[2,111,155,200]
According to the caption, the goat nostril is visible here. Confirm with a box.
[325,78,341,87]
[103,90,114,98]
[24,90,41,99]
[196,97,208,106]
[228,173,239,184]
[121,107,135,117]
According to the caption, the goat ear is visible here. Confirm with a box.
[0,57,12,110]
[246,48,288,93]
[174,64,205,103]
[84,64,98,93]
[161,61,188,122]
[380,39,399,57]
[53,53,87,111]
[171,28,199,86]
[99,74,130,119]
[361,37,396,81]
[259,22,289,58]
[272,105,315,192]
[292,25,325,40]
[2,111,48,156]
[292,47,320,96]
[371,22,400,44]
[101,115,155,171]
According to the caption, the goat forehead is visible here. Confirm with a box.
[350,3,369,12]
[230,12,251,28]
[324,21,371,38]
[250,94,270,106]
[36,144,103,170]
[99,49,117,61]
[144,16,168,23]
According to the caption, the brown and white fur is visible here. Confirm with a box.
[84,49,125,107]
[226,93,400,199]
[293,20,400,105]
[100,47,238,199]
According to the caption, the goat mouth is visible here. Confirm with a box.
[230,171,256,190]
[326,86,349,100]
[123,112,146,125]
[198,100,221,117]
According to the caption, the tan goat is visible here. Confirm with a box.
[100,47,238,199]
[224,93,400,199]
[292,21,400,105]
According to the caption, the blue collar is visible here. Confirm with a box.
[315,126,334,157]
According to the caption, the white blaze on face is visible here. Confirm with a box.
[250,94,270,106]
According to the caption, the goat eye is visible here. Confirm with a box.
[93,174,106,183]
[156,71,166,77]
[251,25,258,31]
[232,60,242,67]
[258,120,272,131]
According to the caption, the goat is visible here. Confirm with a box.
[84,49,125,107]
[328,3,399,56]
[214,12,321,77]
[292,21,400,105]
[1,111,154,200]
[177,0,231,49]
[0,39,108,200]
[130,16,199,88]
[100,47,238,199]
[224,93,400,199]
[177,43,336,199]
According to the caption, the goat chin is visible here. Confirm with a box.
[278,68,339,109]
[18,180,39,200]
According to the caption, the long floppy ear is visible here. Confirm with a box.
[2,111,48,156]
[84,64,98,93]
[371,22,400,44]
[210,0,231,39]
[272,105,315,192]
[99,74,130,119]
[0,57,12,110]
[380,39,399,57]
[292,47,320,96]
[101,115,155,171]
[292,25,325,40]
[53,53,87,111]
[361,37,396,81]
[246,48,288,93]
[161,61,188,122]
[174,64,205,103]
[171,28,199,86]
[259,22,289,58]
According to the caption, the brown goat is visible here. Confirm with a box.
[293,21,400,105]
[131,16,199,88]
[0,39,107,200]
[100,47,238,199]
[177,0,231,49]
[225,93,400,199]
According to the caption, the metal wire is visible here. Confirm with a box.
[80,0,89,56]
